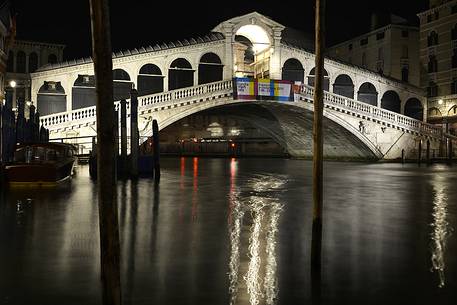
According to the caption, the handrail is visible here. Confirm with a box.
[299,84,443,138]
[40,79,442,139]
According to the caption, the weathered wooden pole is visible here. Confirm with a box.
[114,110,119,181]
[448,139,453,164]
[418,139,422,165]
[130,88,139,178]
[426,139,430,164]
[120,99,127,175]
[401,149,405,164]
[88,0,122,304]
[16,98,26,144]
[311,0,326,271]
[152,119,160,182]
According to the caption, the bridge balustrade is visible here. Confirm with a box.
[39,79,441,140]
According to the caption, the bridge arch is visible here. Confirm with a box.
[381,90,401,113]
[281,58,305,83]
[357,82,378,106]
[137,64,164,96]
[113,69,133,101]
[448,105,457,116]
[37,81,66,116]
[308,67,330,91]
[142,99,380,160]
[198,52,223,85]
[168,58,194,90]
[72,74,96,110]
[333,74,354,99]
[404,98,423,120]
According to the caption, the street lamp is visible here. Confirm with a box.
[9,80,16,88]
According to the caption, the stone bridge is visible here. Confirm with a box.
[30,11,450,160]
[40,79,444,160]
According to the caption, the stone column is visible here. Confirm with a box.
[269,27,284,80]
[223,25,234,80]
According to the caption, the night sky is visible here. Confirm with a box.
[11,0,428,61]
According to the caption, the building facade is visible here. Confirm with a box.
[0,0,14,102]
[5,40,65,109]
[418,0,457,133]
[327,15,420,87]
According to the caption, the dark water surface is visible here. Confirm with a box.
[1,158,456,305]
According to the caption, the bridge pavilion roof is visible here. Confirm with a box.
[35,32,226,73]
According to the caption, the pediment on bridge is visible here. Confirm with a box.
[212,11,285,36]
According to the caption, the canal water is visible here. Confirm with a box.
[0,158,456,305]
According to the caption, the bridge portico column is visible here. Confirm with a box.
[269,27,283,80]
[223,25,234,80]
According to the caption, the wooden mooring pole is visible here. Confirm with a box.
[152,119,160,182]
[89,0,122,304]
[130,88,139,178]
[311,0,326,270]
[120,99,127,176]
[418,140,422,165]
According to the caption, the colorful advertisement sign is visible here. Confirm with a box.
[233,78,294,101]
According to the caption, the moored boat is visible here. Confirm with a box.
[4,142,77,187]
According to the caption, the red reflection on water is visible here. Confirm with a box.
[192,157,199,221]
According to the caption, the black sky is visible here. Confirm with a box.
[11,0,428,61]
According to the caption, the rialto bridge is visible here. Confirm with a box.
[30,12,450,160]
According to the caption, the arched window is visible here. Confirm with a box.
[37,81,66,115]
[452,24,457,40]
[7,51,14,72]
[281,58,304,83]
[29,52,38,73]
[168,58,194,90]
[198,53,223,85]
[357,82,378,106]
[137,64,164,95]
[381,91,401,113]
[112,69,132,101]
[307,67,329,91]
[428,31,439,46]
[333,74,354,99]
[428,55,438,73]
[401,67,409,82]
[16,51,26,73]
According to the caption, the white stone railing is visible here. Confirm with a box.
[40,79,233,128]
[300,84,443,138]
[40,79,441,139]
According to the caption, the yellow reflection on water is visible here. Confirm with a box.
[430,175,452,288]
[228,175,285,305]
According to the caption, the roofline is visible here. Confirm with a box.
[34,32,225,73]
[328,24,419,50]
[14,39,66,49]
[417,0,457,17]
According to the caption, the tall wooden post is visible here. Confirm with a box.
[418,140,422,165]
[89,1,122,304]
[311,0,326,271]
[152,119,160,182]
[120,99,127,175]
[449,139,453,163]
[114,110,119,181]
[426,140,430,164]
[130,88,139,178]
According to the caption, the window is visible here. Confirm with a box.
[428,55,438,72]
[348,43,353,51]
[402,46,408,58]
[428,31,439,46]
[401,30,409,38]
[16,51,26,73]
[428,82,438,97]
[453,49,457,68]
[360,38,368,46]
[401,67,409,82]
[451,79,457,94]
[452,5,457,14]
[376,32,385,40]
[452,24,457,40]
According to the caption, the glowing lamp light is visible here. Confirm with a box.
[438,99,443,105]
[26,101,32,106]
[231,143,236,148]
[9,80,16,88]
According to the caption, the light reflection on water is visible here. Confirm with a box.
[228,170,285,305]
[430,175,453,288]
